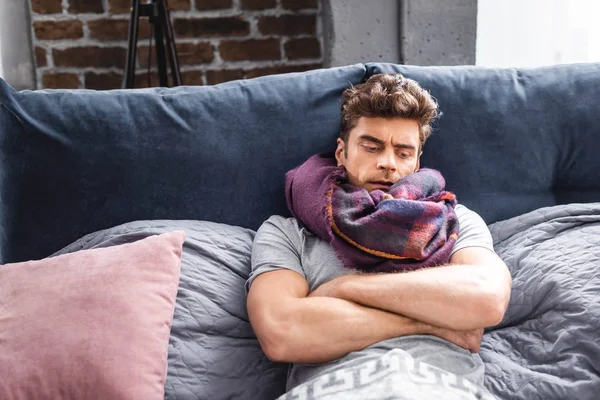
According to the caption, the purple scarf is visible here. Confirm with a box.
[285,154,459,273]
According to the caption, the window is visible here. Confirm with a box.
[476,0,600,67]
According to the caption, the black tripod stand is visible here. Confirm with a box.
[123,0,182,88]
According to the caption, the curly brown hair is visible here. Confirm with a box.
[340,74,439,148]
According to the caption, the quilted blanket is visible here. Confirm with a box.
[278,203,600,400]
[481,203,600,399]
[52,203,600,399]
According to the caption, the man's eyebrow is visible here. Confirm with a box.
[358,134,416,151]
[393,143,417,151]
[358,134,385,145]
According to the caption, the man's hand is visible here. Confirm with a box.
[428,326,484,353]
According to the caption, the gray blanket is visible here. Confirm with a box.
[481,203,600,399]
[53,203,600,399]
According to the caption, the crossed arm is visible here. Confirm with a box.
[247,246,512,364]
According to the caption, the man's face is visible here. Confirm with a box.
[335,117,421,192]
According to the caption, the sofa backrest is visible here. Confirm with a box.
[1,62,599,263]
[0,65,366,263]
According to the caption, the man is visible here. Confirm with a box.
[246,74,512,399]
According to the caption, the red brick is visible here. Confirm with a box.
[85,72,124,90]
[176,42,214,65]
[138,42,213,67]
[31,0,62,14]
[134,71,190,87]
[219,39,280,61]
[206,69,243,85]
[169,0,191,10]
[35,47,48,67]
[42,73,80,89]
[133,71,190,88]
[258,15,316,36]
[53,46,127,68]
[109,0,189,13]
[108,0,131,13]
[281,0,317,10]
[174,17,249,38]
[240,0,276,10]
[33,20,84,40]
[138,19,154,39]
[181,71,204,86]
[284,37,320,60]
[245,63,321,79]
[194,0,232,10]
[88,18,151,41]
[68,0,104,13]
[134,71,160,88]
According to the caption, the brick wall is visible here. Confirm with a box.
[30,0,323,89]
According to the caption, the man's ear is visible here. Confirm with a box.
[335,138,345,166]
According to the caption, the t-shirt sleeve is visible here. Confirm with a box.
[451,204,495,255]
[246,215,307,294]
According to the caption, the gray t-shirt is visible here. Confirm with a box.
[247,204,495,392]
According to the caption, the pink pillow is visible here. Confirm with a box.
[0,231,185,400]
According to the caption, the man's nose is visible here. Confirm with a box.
[377,151,397,172]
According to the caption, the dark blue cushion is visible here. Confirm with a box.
[2,62,600,263]
[0,65,366,263]
[366,62,600,225]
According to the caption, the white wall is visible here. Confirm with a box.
[0,0,35,89]
[0,37,3,79]
[476,0,600,67]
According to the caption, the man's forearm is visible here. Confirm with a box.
[330,263,508,330]
[268,296,430,364]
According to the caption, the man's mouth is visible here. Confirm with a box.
[369,181,394,191]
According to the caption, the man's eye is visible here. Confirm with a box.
[398,152,410,159]
[364,145,378,152]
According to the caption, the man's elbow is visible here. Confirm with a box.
[482,286,511,327]
[474,263,511,327]
[258,328,290,363]
[483,302,506,327]
[254,315,298,363]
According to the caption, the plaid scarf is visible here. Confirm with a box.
[285,154,459,273]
